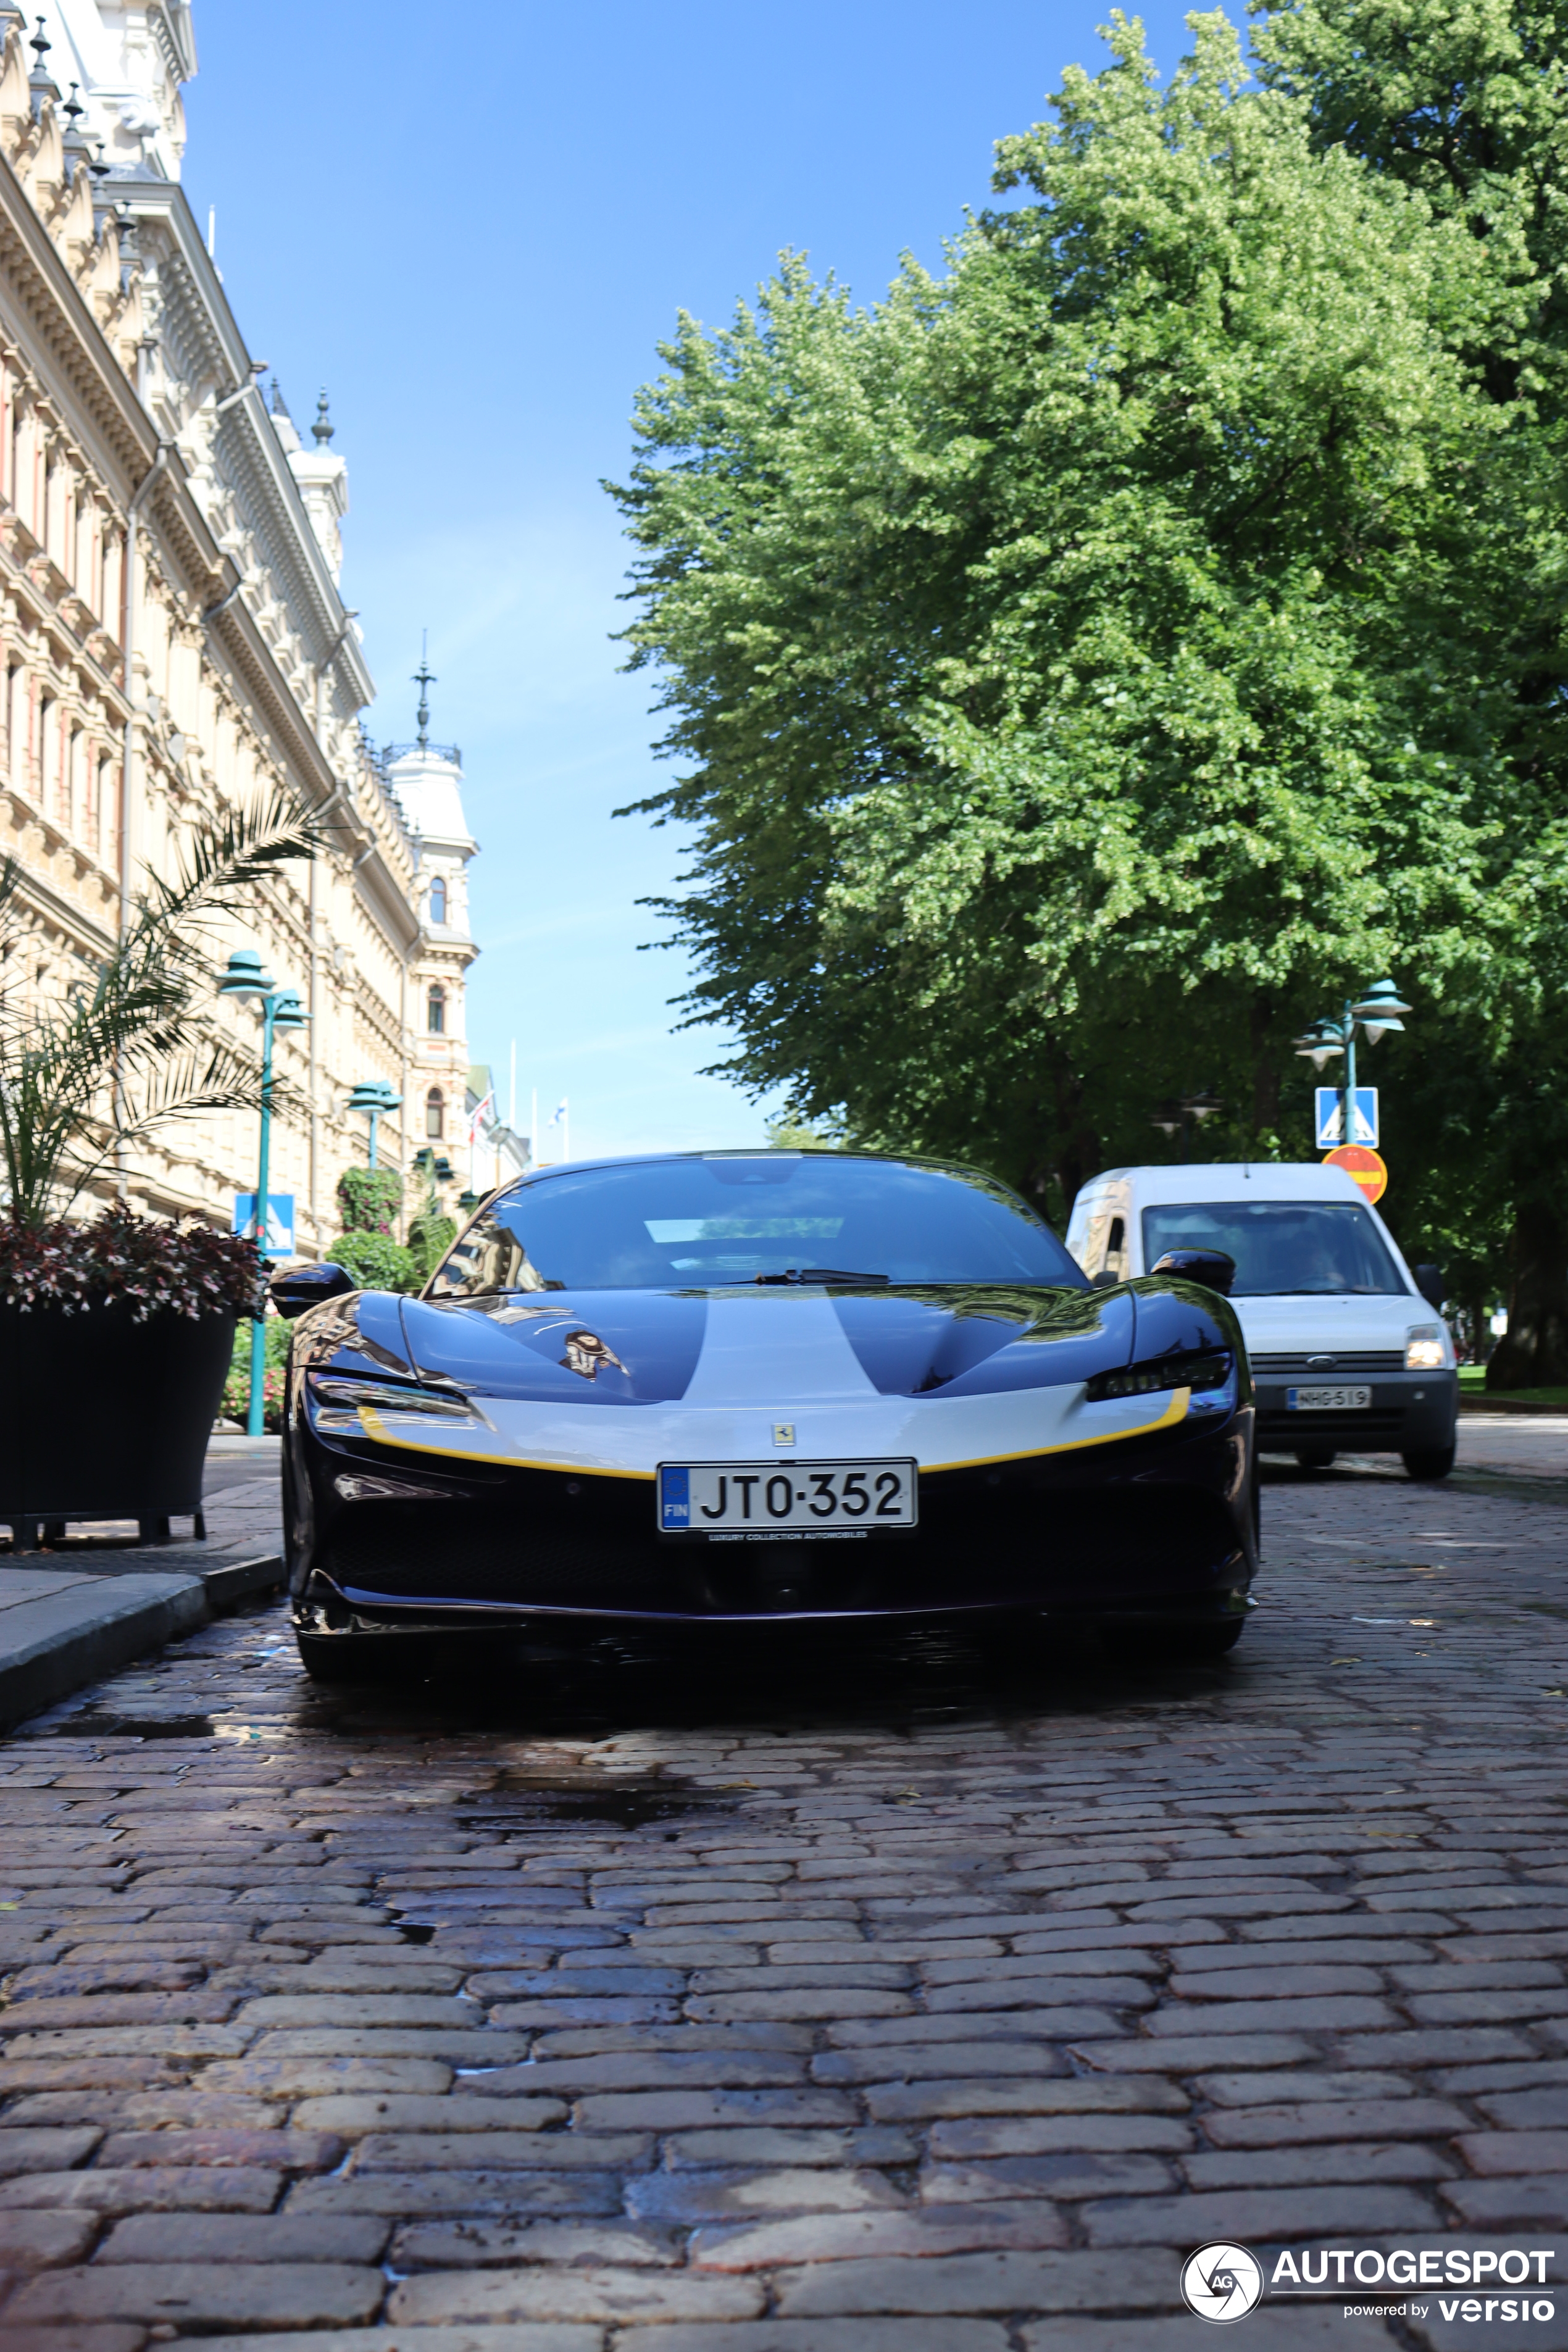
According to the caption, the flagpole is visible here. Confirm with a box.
[564,1098,569,1163]
[509,1040,516,1133]
[530,1087,537,1169]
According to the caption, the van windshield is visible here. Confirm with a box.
[1141,1202,1404,1296]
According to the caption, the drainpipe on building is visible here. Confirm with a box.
[114,437,172,1199]
[307,613,358,1247]
[399,945,410,1240]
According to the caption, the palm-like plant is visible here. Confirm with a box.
[0,788,319,1227]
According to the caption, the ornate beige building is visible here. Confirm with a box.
[0,0,473,1253]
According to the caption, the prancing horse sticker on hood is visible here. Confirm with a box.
[562,1330,630,1382]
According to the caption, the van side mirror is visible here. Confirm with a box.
[1151,1248,1236,1297]
[269,1262,356,1319]
[1414,1263,1445,1312]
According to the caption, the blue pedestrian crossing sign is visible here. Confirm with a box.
[233,1193,296,1254]
[1315,1088,1378,1149]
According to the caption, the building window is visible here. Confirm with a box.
[427,983,446,1035]
[428,876,447,924]
[426,1088,444,1139]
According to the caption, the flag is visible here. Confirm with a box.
[548,1098,568,1128]
[468,1085,496,1141]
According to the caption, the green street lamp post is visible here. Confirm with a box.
[347,1078,401,1169]
[219,948,309,1436]
[1293,980,1411,1151]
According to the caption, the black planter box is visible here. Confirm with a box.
[0,1301,235,1540]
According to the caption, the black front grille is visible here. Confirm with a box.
[319,1474,1242,1618]
[1251,1351,1404,1375]
[325,1504,670,1610]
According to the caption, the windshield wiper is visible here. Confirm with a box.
[754,1268,890,1287]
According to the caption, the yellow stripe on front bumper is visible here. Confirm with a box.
[354,1406,659,1477]
[928,1385,1191,1470]
[352,1386,1193,1478]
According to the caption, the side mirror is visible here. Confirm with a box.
[269,1262,356,1319]
[1151,1248,1236,1297]
[1414,1263,1446,1312]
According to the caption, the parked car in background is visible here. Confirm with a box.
[1065,1161,1457,1480]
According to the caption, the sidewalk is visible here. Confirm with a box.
[0,1437,284,1729]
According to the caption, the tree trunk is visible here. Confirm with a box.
[1049,1054,1102,1218]
[1487,1198,1568,1388]
[1250,995,1281,1136]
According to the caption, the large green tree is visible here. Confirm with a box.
[614,10,1559,1340]
[1251,0,1568,1378]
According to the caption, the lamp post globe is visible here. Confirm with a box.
[217,946,274,1000]
[348,1078,401,1170]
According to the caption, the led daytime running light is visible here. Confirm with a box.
[307,1374,477,1421]
[1085,1349,1232,1404]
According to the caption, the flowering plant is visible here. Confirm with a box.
[0,1206,262,1320]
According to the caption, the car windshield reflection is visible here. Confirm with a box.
[428,1153,1086,1295]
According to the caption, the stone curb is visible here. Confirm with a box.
[0,1553,283,1730]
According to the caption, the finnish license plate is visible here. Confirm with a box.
[657,1459,917,1537]
[1286,1385,1372,1411]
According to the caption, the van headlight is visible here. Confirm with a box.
[1406,1325,1447,1370]
[1085,1349,1232,1402]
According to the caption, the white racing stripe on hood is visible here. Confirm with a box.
[681,1293,879,1404]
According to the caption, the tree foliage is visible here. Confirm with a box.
[1249,0,1568,1374]
[612,5,1568,1362]
[327,1228,417,1295]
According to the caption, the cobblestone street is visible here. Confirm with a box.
[2,1449,1567,2350]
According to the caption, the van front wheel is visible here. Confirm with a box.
[1403,1445,1456,1482]
[1295,1447,1337,1470]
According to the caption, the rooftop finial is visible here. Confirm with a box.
[414,632,435,748]
[312,390,334,444]
[28,12,56,113]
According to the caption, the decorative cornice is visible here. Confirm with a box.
[119,173,373,699]
[0,143,153,496]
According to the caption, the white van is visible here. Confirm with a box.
[1064,1162,1458,1480]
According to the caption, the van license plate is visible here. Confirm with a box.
[1287,1385,1371,1411]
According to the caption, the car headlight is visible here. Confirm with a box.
[1406,1325,1447,1369]
[307,1373,482,1431]
[1085,1349,1232,1403]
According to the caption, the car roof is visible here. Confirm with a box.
[512,1147,995,1187]
[1084,1162,1370,1207]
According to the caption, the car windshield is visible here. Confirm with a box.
[428,1154,1085,1294]
[1141,1201,1404,1296]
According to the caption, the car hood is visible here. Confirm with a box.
[292,1280,1238,1478]
[391,1283,1140,1406]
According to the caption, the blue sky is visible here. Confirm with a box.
[186,0,1194,1162]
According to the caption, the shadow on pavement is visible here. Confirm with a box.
[273,1609,1254,1745]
